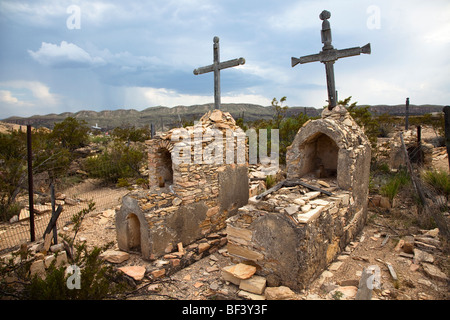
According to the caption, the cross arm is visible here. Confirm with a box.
[291,53,321,67]
[291,43,371,67]
[194,57,245,75]
[335,43,371,60]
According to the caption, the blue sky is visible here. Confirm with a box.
[0,0,449,119]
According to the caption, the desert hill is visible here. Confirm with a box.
[2,103,445,130]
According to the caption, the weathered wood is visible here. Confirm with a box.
[291,10,370,110]
[386,263,398,281]
[399,132,426,204]
[43,205,63,240]
[255,179,332,200]
[284,179,333,196]
[50,184,57,244]
[255,181,285,200]
[193,36,245,110]
[443,106,450,171]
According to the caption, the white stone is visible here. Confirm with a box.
[284,205,299,215]
[297,206,324,224]
[44,255,55,268]
[301,204,311,213]
[302,191,321,201]
[310,199,330,207]
[238,290,266,300]
[239,275,267,295]
[100,250,130,264]
[293,198,306,206]
[264,286,296,300]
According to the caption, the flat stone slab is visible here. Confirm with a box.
[239,275,267,295]
[223,263,256,280]
[118,266,146,281]
[100,250,130,264]
[422,263,449,282]
[297,205,325,223]
[264,286,296,300]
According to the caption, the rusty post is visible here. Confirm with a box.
[27,125,35,242]
[405,97,410,130]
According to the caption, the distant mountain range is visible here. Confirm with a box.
[2,103,445,131]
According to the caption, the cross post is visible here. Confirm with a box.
[291,10,371,110]
[194,36,245,110]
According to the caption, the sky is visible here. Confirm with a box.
[0,0,449,119]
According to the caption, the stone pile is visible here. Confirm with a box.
[102,232,228,282]
[377,129,434,170]
[1,239,69,280]
[221,262,297,300]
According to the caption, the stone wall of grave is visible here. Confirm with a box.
[286,105,372,211]
[226,106,371,291]
[117,110,249,260]
[226,183,365,291]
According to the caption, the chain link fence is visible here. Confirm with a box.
[0,179,130,253]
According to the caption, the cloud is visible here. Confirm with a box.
[116,86,270,109]
[0,90,20,104]
[0,81,61,118]
[28,41,106,68]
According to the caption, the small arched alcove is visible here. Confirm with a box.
[156,147,173,187]
[127,213,141,252]
[296,132,339,179]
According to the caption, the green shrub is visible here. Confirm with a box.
[265,175,276,189]
[380,170,410,203]
[1,202,131,300]
[116,178,131,188]
[84,142,145,183]
[422,169,450,196]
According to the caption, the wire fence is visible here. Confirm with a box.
[0,180,129,254]
[0,125,148,255]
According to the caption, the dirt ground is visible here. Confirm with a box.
[55,182,449,301]
[58,204,448,300]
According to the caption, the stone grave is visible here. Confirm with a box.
[225,105,371,291]
[115,110,249,260]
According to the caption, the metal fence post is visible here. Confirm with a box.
[27,125,35,242]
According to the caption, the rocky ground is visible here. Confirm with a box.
[58,200,448,300]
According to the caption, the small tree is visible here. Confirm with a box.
[0,130,27,221]
[50,117,89,151]
[272,96,288,129]
[111,125,151,143]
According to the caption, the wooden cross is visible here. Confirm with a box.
[194,36,245,110]
[291,10,371,110]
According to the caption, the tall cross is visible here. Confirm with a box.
[194,36,245,110]
[291,10,371,110]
